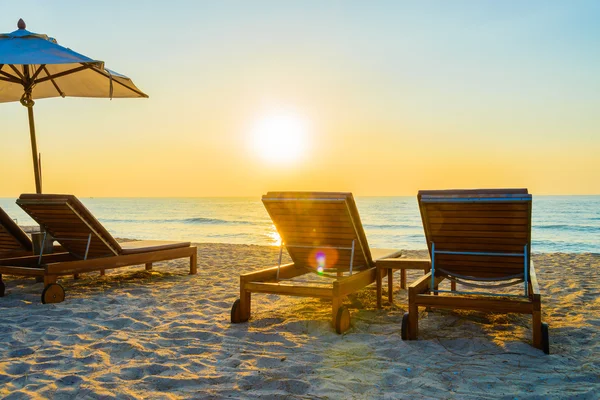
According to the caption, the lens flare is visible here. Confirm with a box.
[308,248,339,272]
[316,252,326,274]
[316,252,326,269]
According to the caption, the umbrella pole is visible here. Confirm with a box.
[24,93,42,194]
[23,93,46,240]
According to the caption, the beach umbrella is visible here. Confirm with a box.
[0,19,148,193]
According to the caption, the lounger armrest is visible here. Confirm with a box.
[408,271,446,294]
[0,252,74,266]
[240,263,305,282]
[409,272,433,292]
[375,258,431,270]
[529,260,541,302]
[333,267,377,297]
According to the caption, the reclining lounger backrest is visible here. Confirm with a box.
[0,206,33,254]
[262,192,374,273]
[17,194,122,259]
[418,189,532,294]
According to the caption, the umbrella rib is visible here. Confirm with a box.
[30,64,46,82]
[8,64,25,81]
[41,65,65,97]
[0,69,22,84]
[0,76,20,84]
[35,64,91,84]
[87,66,148,98]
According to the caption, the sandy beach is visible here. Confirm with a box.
[0,243,597,399]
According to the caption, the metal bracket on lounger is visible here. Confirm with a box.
[349,239,355,275]
[430,242,529,298]
[38,231,48,266]
[276,241,284,281]
[276,240,357,280]
[38,233,92,265]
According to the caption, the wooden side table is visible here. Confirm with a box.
[375,258,431,308]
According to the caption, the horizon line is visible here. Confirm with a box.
[2,194,600,199]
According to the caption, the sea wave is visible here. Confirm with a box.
[364,224,420,229]
[531,239,598,253]
[101,217,254,225]
[535,224,600,232]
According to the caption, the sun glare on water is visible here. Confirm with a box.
[269,230,282,246]
[250,112,309,164]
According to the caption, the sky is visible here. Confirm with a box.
[1,0,599,197]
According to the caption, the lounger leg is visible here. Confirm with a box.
[239,283,251,321]
[145,262,153,271]
[376,268,383,309]
[451,280,456,291]
[388,270,394,304]
[400,269,406,289]
[332,296,341,324]
[532,304,542,349]
[408,289,419,340]
[44,275,57,286]
[100,270,105,276]
[189,252,197,275]
[73,274,79,280]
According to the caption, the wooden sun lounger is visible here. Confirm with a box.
[0,194,197,304]
[402,189,549,353]
[230,191,398,334]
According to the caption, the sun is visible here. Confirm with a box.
[250,112,309,164]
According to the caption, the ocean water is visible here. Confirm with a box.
[1,196,598,253]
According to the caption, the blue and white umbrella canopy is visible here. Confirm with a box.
[0,19,147,193]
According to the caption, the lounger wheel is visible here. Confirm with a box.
[41,283,65,304]
[0,280,5,297]
[335,306,351,334]
[541,322,550,355]
[230,299,248,323]
[401,312,410,340]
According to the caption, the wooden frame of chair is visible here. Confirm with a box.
[0,194,197,304]
[402,189,549,354]
[230,192,380,334]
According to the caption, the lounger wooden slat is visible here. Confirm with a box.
[430,223,529,232]
[0,206,40,296]
[0,207,33,255]
[231,191,399,334]
[425,204,530,212]
[0,194,197,304]
[428,230,528,239]
[426,210,529,218]
[401,188,549,354]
